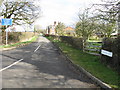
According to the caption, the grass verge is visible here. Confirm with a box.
[46,36,120,89]
[0,35,38,48]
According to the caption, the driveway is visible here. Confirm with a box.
[1,36,99,88]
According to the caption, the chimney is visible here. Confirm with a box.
[54,21,56,26]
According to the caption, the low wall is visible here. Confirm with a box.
[101,37,120,73]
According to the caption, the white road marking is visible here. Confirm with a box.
[34,45,41,52]
[1,43,42,71]
[0,59,23,72]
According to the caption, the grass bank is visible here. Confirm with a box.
[0,35,38,48]
[46,36,120,89]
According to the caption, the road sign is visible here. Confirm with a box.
[1,19,12,25]
[101,49,113,57]
[1,19,12,45]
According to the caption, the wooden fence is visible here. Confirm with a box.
[84,42,102,55]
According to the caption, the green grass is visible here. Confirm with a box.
[87,38,102,42]
[47,36,120,89]
[87,39,102,42]
[0,36,38,48]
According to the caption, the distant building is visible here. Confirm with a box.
[46,23,76,36]
[64,27,76,36]
[46,21,57,35]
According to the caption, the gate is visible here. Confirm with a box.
[84,41,102,55]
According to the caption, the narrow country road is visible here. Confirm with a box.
[2,36,99,88]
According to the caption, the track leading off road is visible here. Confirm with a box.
[2,36,99,88]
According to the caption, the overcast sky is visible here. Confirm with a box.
[34,0,103,29]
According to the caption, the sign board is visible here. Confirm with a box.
[101,49,113,57]
[1,18,12,45]
[1,19,12,25]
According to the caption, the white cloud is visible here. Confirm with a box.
[35,0,102,29]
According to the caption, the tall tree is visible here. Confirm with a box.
[55,22,65,36]
[98,22,115,37]
[91,0,119,37]
[117,2,120,34]
[75,10,96,41]
[0,0,41,44]
[0,0,41,25]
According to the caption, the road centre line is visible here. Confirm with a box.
[0,59,23,72]
[34,45,41,52]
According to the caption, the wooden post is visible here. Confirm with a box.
[5,25,8,45]
[6,31,8,45]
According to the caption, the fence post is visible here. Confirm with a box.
[6,31,8,45]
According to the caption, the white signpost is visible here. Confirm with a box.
[101,49,113,57]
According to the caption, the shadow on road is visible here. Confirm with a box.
[2,37,98,88]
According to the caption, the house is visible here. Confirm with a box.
[64,27,76,36]
[46,21,57,35]
[46,23,76,36]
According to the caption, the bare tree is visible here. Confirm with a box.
[0,0,41,25]
[55,22,66,36]
[91,0,119,37]
[75,10,97,41]
[117,2,120,34]
[0,0,41,44]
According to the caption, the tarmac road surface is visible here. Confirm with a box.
[1,36,100,88]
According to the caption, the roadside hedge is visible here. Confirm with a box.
[101,37,120,73]
[48,35,83,50]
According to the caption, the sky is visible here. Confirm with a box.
[34,0,103,29]
[0,0,104,29]
[1,0,117,30]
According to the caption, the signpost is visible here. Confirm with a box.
[1,19,12,45]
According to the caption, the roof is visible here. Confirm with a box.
[64,27,74,31]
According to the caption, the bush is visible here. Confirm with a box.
[101,37,119,73]
[8,32,22,43]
